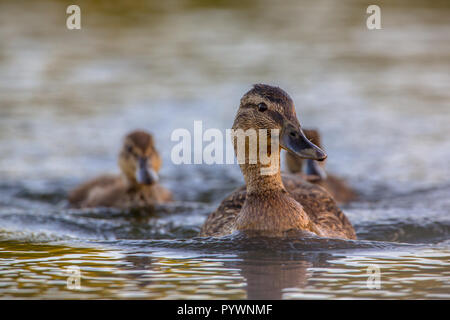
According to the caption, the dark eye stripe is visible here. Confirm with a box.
[265,109,285,125]
[242,103,255,109]
[241,103,285,124]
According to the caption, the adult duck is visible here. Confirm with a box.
[199,84,356,239]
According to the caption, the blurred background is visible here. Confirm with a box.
[1,0,449,199]
[0,0,449,299]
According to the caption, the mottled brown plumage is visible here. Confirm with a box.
[285,129,358,204]
[68,130,172,209]
[199,84,356,239]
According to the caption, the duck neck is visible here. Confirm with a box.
[236,156,317,236]
[240,160,284,194]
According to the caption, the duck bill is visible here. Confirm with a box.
[306,159,328,180]
[281,125,327,161]
[136,157,159,185]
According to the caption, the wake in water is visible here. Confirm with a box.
[0,180,448,251]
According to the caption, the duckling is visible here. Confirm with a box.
[285,129,358,204]
[199,84,356,239]
[68,130,172,209]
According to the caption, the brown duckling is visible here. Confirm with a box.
[68,130,172,208]
[200,84,356,239]
[285,129,358,204]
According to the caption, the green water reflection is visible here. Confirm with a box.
[1,241,448,299]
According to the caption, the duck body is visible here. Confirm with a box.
[68,174,171,208]
[313,174,357,204]
[200,173,356,239]
[68,130,172,209]
[199,84,356,239]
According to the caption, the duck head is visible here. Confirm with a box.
[232,84,327,164]
[118,130,161,187]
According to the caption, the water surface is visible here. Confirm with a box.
[0,0,449,299]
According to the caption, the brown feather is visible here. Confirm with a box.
[199,174,356,239]
[200,84,356,239]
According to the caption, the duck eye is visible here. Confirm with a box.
[126,145,133,153]
[258,102,268,112]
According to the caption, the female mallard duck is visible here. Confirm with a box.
[285,129,358,204]
[68,130,172,208]
[199,84,356,239]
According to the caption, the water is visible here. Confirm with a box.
[0,0,449,299]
